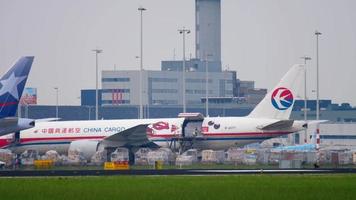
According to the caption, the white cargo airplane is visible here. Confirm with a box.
[0,64,307,158]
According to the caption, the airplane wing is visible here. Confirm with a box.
[258,119,321,132]
[0,117,18,127]
[257,120,295,130]
[0,117,34,137]
[259,120,328,131]
[35,118,61,122]
[101,124,152,147]
[306,120,328,125]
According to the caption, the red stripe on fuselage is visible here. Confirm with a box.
[202,132,292,136]
[147,131,291,138]
[0,139,11,148]
[0,102,17,106]
[19,136,105,143]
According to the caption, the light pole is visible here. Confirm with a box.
[138,6,146,119]
[178,27,190,113]
[315,31,321,121]
[92,49,102,120]
[300,56,311,143]
[135,56,140,118]
[205,53,212,117]
[315,30,322,150]
[54,87,59,118]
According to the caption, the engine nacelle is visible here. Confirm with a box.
[68,140,101,160]
[18,118,35,130]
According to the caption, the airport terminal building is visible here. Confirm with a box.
[101,66,235,106]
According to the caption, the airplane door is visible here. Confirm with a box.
[183,120,203,137]
[11,132,20,144]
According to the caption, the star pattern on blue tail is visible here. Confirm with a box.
[0,73,27,100]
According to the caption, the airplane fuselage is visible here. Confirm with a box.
[0,116,295,154]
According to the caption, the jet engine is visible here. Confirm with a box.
[18,118,35,130]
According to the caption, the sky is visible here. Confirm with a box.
[0,0,355,106]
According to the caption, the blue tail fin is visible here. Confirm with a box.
[0,56,34,118]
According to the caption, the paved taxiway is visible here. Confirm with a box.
[1,168,356,177]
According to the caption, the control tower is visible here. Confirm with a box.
[161,0,222,72]
[195,0,221,63]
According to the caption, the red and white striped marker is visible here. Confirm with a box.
[316,128,320,150]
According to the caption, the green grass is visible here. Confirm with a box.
[1,174,355,200]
